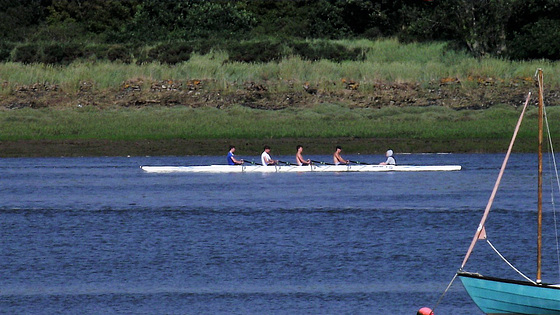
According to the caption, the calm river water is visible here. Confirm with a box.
[1,153,559,314]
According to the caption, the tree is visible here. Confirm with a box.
[244,0,349,39]
[402,0,518,58]
[401,0,560,59]
[452,0,514,57]
[507,0,560,59]
[45,0,139,41]
[334,0,404,38]
[0,0,50,41]
[128,0,256,42]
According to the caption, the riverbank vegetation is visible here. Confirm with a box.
[2,1,560,156]
[1,38,560,156]
[2,40,560,93]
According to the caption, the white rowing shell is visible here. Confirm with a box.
[140,164,462,173]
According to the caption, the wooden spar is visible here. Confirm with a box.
[460,92,532,270]
[537,68,543,282]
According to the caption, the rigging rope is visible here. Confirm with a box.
[431,273,457,313]
[544,105,560,281]
[486,239,537,284]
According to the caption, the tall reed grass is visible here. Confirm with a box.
[2,39,560,93]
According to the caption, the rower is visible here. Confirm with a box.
[379,149,396,165]
[261,145,278,166]
[227,145,244,165]
[333,145,349,165]
[296,145,311,166]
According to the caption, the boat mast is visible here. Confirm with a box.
[537,68,543,283]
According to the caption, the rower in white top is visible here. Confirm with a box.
[379,149,396,165]
[261,145,278,166]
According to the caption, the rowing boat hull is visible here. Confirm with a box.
[140,164,462,173]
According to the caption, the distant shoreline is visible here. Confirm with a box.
[0,137,539,158]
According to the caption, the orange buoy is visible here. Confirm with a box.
[417,307,433,315]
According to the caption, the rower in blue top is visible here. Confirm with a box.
[227,145,244,165]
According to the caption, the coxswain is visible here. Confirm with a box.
[379,149,396,165]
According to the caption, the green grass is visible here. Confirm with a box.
[2,38,560,94]
[0,104,555,142]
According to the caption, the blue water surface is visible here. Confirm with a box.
[0,153,559,314]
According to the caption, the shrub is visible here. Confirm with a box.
[136,41,220,65]
[0,42,14,62]
[291,42,318,60]
[226,41,284,63]
[83,44,108,61]
[13,44,40,63]
[106,44,131,63]
[134,48,151,65]
[148,42,193,64]
[291,41,365,62]
[41,43,84,65]
[191,39,220,55]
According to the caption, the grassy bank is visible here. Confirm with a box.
[0,104,556,156]
[0,104,546,141]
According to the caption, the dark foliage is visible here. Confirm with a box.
[13,44,40,64]
[226,41,284,63]
[506,0,560,60]
[2,0,560,61]
[46,0,140,37]
[125,0,255,43]
[0,42,15,62]
[40,43,84,65]
[83,45,109,61]
[106,45,131,63]
[508,18,560,60]
[0,0,49,41]
[147,42,193,65]
[291,41,366,62]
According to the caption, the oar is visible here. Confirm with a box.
[311,160,334,165]
[278,160,293,165]
[245,160,262,166]
[349,160,370,165]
